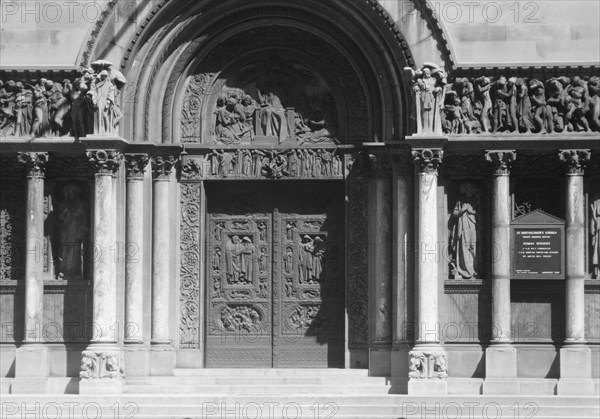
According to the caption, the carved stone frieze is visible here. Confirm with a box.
[0,181,25,281]
[181,74,214,143]
[185,149,343,181]
[125,154,149,181]
[347,181,369,348]
[0,60,126,139]
[151,155,178,181]
[559,149,591,176]
[179,183,202,348]
[409,351,448,379]
[412,149,443,175]
[434,74,600,135]
[87,150,123,176]
[485,150,517,176]
[18,152,48,178]
[80,350,124,379]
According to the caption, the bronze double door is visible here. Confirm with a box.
[205,183,344,368]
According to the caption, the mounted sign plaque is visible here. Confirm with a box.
[510,210,566,280]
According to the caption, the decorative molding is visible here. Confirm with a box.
[412,149,444,175]
[485,150,517,176]
[17,152,48,178]
[559,149,591,176]
[80,350,124,379]
[151,155,178,181]
[79,0,120,66]
[347,181,369,348]
[409,351,448,379]
[179,183,202,348]
[125,154,150,181]
[87,150,123,177]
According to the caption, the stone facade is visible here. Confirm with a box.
[0,0,598,397]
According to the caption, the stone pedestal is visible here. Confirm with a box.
[12,345,49,394]
[124,344,150,378]
[483,346,519,394]
[558,346,594,395]
[79,344,124,395]
[150,344,176,376]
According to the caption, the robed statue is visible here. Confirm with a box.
[450,182,482,279]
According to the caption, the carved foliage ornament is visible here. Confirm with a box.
[412,149,443,174]
[409,351,448,379]
[125,154,150,180]
[485,150,517,176]
[18,152,48,178]
[87,150,123,176]
[80,350,124,380]
[559,149,591,176]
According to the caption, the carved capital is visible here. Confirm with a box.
[125,154,149,181]
[412,149,443,174]
[18,152,48,179]
[151,155,178,181]
[181,158,203,181]
[559,149,591,176]
[485,150,517,176]
[409,351,448,379]
[87,150,123,176]
[80,350,124,380]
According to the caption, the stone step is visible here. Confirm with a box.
[127,376,389,385]
[124,384,392,395]
[173,368,371,377]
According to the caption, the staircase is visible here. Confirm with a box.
[1,369,598,418]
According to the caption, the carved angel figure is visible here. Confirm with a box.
[450,182,482,279]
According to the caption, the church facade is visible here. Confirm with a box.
[0,0,599,397]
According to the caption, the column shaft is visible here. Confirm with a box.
[151,179,171,344]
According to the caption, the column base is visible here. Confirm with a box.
[79,344,124,395]
[15,344,49,377]
[11,377,49,394]
[558,345,594,395]
[150,344,175,376]
[124,344,150,377]
[485,344,517,378]
[408,378,447,395]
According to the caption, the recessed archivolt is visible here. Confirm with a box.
[85,0,449,142]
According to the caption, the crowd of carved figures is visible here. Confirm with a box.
[592,191,600,279]
[203,148,343,179]
[0,61,126,138]
[408,64,600,134]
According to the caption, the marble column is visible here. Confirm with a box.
[80,150,124,395]
[12,153,49,394]
[124,154,150,376]
[408,148,447,395]
[557,149,594,395]
[150,155,177,375]
[367,154,393,376]
[483,150,518,394]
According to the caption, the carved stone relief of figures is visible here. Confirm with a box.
[208,54,340,145]
[592,191,600,279]
[408,351,448,379]
[299,235,325,284]
[434,73,600,135]
[1,60,126,139]
[196,149,344,180]
[225,235,255,285]
[220,305,261,332]
[449,182,482,279]
[405,63,447,135]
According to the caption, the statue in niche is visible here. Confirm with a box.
[286,222,296,241]
[225,236,244,284]
[299,235,325,284]
[58,184,88,279]
[592,192,600,279]
[258,247,267,274]
[449,182,482,280]
[240,237,255,284]
[258,223,267,242]
[284,247,293,274]
[212,248,222,274]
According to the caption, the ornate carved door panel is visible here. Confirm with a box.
[205,184,344,368]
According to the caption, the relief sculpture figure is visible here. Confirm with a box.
[299,235,325,284]
[450,182,482,279]
[58,184,88,279]
[592,194,600,279]
[225,236,244,284]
